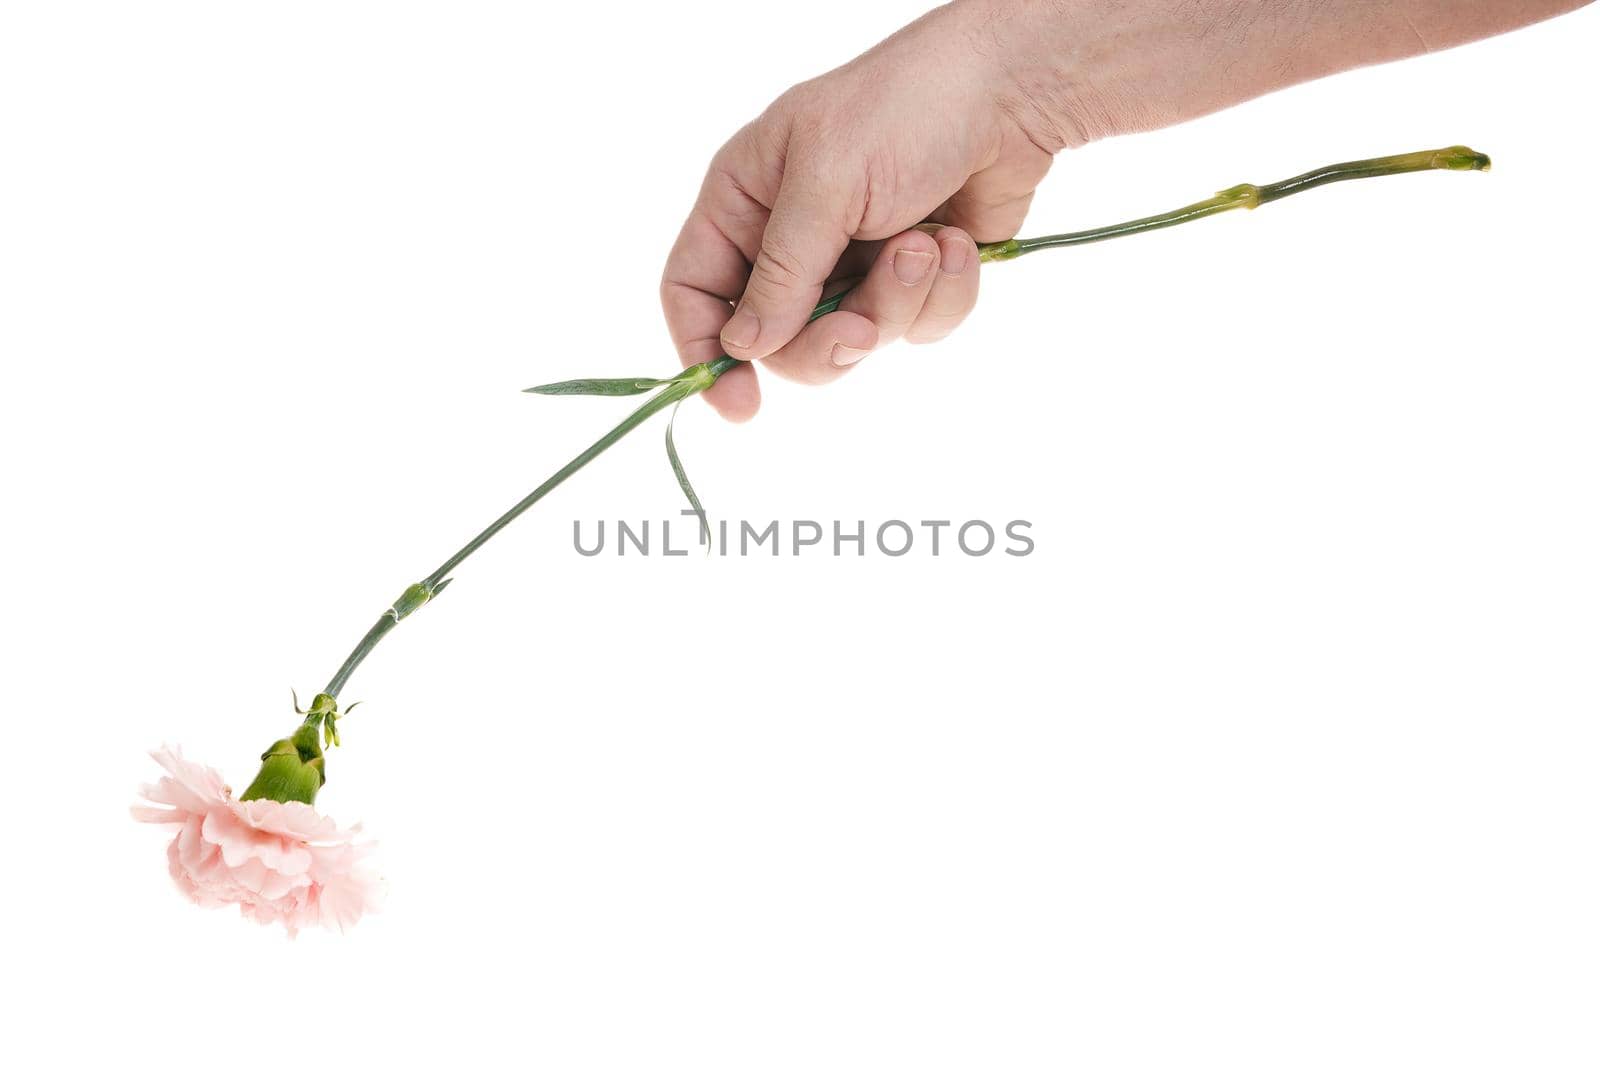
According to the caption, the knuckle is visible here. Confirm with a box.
[752,238,809,290]
[865,290,925,334]
[773,79,819,116]
[904,305,966,345]
[856,152,902,235]
[871,306,921,340]
[708,165,769,224]
[773,116,833,181]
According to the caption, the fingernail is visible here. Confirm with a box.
[831,343,869,367]
[722,305,760,350]
[939,237,969,276]
[893,249,934,285]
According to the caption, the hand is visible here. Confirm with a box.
[661,0,1593,421]
[659,4,1052,421]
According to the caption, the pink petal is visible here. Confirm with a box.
[136,745,380,935]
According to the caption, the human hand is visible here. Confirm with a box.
[659,3,1052,420]
[661,0,1593,421]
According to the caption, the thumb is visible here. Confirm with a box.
[720,173,852,361]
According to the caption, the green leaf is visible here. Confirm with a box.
[523,377,668,396]
[665,401,710,554]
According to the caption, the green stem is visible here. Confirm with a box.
[981,144,1489,261]
[319,145,1488,700]
[322,373,706,698]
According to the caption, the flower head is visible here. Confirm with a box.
[132,746,382,935]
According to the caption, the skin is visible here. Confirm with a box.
[660,0,1592,421]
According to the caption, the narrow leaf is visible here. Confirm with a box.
[665,401,710,554]
[523,377,668,396]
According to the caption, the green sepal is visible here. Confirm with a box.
[238,694,336,804]
[239,734,325,804]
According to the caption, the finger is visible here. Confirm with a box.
[748,309,881,388]
[699,360,760,422]
[661,173,768,420]
[905,226,980,345]
[760,227,941,385]
[660,115,802,421]
[721,161,854,363]
[836,228,942,347]
[940,152,1052,243]
[825,239,883,285]
[660,215,762,421]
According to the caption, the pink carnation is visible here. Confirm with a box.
[132,746,382,935]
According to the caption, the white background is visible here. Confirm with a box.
[2,2,1596,1064]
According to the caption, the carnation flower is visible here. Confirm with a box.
[132,745,382,935]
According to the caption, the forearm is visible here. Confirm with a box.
[961,0,1593,150]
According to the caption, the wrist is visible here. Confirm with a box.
[946,0,1144,153]
[961,0,1327,153]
